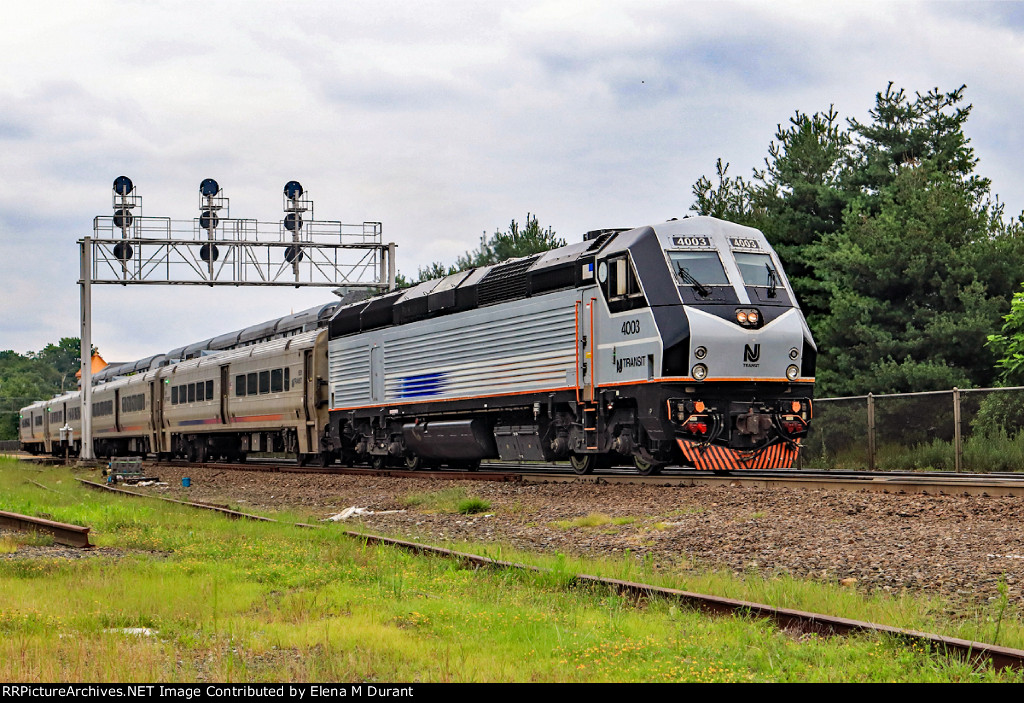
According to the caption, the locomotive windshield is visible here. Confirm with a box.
[667,251,729,286]
[734,252,780,285]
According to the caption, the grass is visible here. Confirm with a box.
[803,430,1024,472]
[551,513,637,530]
[401,487,490,514]
[1,458,1023,682]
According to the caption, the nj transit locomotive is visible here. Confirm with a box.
[20,216,815,474]
[324,215,815,473]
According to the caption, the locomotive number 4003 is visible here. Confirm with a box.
[621,320,641,335]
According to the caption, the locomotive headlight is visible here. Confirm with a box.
[747,311,759,324]
[736,311,748,324]
[694,346,707,360]
[692,363,708,381]
[789,347,799,360]
[786,365,800,380]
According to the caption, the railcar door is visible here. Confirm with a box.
[219,365,230,425]
[576,294,597,403]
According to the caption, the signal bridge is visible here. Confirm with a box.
[79,177,397,460]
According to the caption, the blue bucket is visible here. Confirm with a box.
[182,477,191,488]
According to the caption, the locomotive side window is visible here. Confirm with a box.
[599,253,648,312]
[611,256,640,299]
[235,375,246,397]
[667,251,729,286]
[734,252,777,286]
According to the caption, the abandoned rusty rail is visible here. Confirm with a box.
[0,509,91,548]
[76,477,1024,671]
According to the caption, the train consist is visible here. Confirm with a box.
[20,216,815,473]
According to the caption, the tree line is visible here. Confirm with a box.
[692,83,1024,397]
[0,338,84,440]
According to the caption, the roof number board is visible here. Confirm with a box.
[671,236,711,248]
[729,237,761,250]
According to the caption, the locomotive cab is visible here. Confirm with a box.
[590,217,816,470]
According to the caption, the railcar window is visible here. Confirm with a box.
[34,415,42,426]
[206,380,214,399]
[235,375,246,397]
[667,251,729,286]
[121,394,144,413]
[733,252,777,286]
[69,406,80,421]
[188,384,196,403]
[259,371,270,394]
[196,382,205,402]
[284,367,290,389]
[247,373,258,396]
[271,369,283,393]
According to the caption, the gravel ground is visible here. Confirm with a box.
[107,464,1024,609]
[0,527,122,561]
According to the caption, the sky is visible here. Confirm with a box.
[3,0,1024,362]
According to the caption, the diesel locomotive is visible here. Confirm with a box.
[324,215,815,474]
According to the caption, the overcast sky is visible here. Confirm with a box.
[3,0,1024,362]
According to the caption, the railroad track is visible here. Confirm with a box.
[76,477,1024,671]
[19,452,1024,496]
[135,458,1024,497]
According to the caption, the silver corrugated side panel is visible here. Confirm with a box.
[329,342,371,406]
[382,292,577,402]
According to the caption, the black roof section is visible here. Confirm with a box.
[328,229,627,339]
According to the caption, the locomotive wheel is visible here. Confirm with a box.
[570,453,596,475]
[634,457,664,476]
[318,451,334,468]
[371,455,387,470]
[404,454,423,470]
[186,443,198,463]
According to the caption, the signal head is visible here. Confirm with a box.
[284,180,304,200]
[199,178,220,197]
[113,176,134,196]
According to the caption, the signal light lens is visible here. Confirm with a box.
[691,364,708,381]
[694,346,707,360]
[786,365,799,380]
[685,421,708,435]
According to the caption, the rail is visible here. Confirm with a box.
[0,509,91,548]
